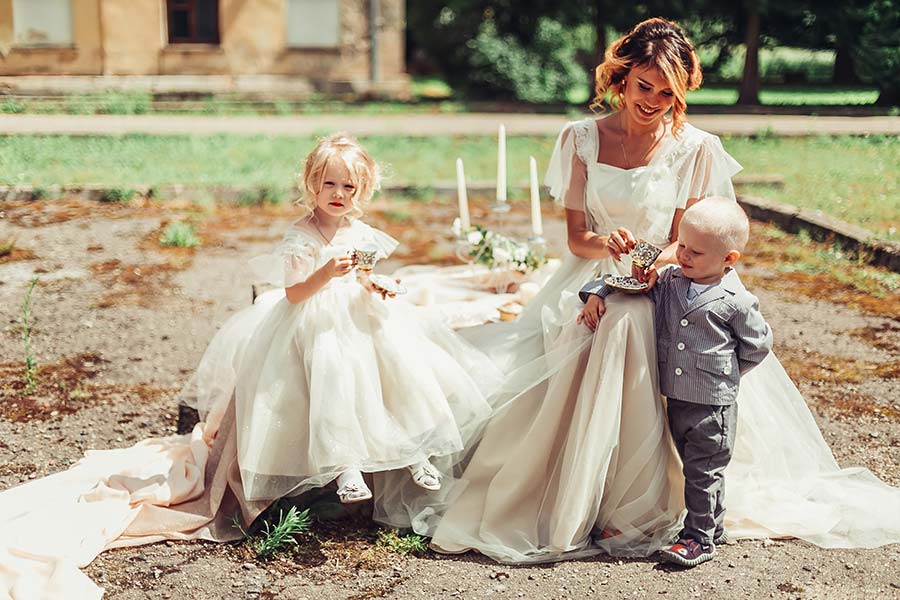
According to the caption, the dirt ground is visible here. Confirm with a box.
[1,197,899,600]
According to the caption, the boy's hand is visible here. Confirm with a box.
[636,264,659,291]
[577,295,606,331]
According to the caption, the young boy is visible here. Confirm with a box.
[578,197,773,567]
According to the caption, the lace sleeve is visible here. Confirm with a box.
[247,231,317,288]
[358,222,400,260]
[675,133,743,207]
[545,120,590,212]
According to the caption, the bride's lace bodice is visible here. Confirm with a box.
[546,117,742,247]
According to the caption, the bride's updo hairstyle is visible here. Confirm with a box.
[297,133,381,219]
[591,17,702,135]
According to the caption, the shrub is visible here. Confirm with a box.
[465,17,590,103]
[159,222,200,248]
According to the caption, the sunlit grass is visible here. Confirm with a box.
[0,134,896,240]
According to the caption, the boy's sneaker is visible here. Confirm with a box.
[660,538,715,567]
[674,529,728,546]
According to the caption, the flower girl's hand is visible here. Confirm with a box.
[323,255,355,278]
[576,295,606,331]
[605,228,636,262]
[357,273,399,300]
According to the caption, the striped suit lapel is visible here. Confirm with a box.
[672,271,691,315]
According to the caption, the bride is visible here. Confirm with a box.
[381,17,900,563]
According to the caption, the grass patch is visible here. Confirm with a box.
[234,501,313,560]
[743,222,900,318]
[687,85,880,106]
[21,279,39,393]
[0,134,896,240]
[99,187,136,203]
[159,221,200,248]
[725,135,900,241]
[374,529,428,556]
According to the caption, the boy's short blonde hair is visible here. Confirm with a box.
[680,196,750,254]
[297,133,381,218]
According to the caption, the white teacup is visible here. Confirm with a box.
[352,244,379,271]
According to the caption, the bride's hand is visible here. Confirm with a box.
[604,228,636,262]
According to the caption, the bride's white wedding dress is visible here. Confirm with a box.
[380,117,900,563]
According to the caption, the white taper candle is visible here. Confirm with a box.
[496,124,507,203]
[456,157,470,230]
[529,155,542,237]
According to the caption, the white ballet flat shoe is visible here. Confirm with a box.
[336,471,372,504]
[408,461,442,491]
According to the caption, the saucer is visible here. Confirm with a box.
[369,274,407,295]
[603,274,649,293]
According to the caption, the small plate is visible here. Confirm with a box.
[369,274,407,295]
[603,274,649,293]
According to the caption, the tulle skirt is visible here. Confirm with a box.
[389,253,900,563]
[183,282,499,501]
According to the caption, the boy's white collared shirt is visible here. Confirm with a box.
[687,282,717,304]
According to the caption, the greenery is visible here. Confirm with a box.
[454,221,548,272]
[159,222,201,248]
[0,133,896,240]
[851,0,900,105]
[21,278,39,393]
[100,187,136,203]
[467,17,591,102]
[233,503,312,559]
[723,134,900,241]
[687,84,878,106]
[375,529,429,556]
[750,224,900,297]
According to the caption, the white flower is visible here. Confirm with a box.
[467,230,483,245]
[493,247,511,264]
[513,246,528,262]
[451,217,462,237]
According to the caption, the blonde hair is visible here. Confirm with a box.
[297,133,381,219]
[680,196,750,253]
[590,17,702,136]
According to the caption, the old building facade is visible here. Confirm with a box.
[0,0,407,96]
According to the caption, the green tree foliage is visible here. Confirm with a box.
[850,0,900,105]
[466,17,589,103]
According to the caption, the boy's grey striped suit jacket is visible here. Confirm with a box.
[579,267,772,406]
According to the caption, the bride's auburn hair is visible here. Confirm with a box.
[591,17,702,135]
[297,133,381,219]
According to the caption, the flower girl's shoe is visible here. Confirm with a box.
[336,469,373,504]
[407,460,442,491]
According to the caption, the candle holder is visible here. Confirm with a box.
[528,235,547,263]
[490,201,511,214]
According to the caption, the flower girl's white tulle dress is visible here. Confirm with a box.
[0,217,500,599]
[187,217,499,500]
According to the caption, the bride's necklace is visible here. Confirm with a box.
[618,123,665,169]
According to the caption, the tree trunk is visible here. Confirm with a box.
[594,11,607,68]
[832,42,860,85]
[580,11,607,98]
[875,87,900,107]
[737,11,761,105]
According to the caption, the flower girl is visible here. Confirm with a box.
[186,134,498,505]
